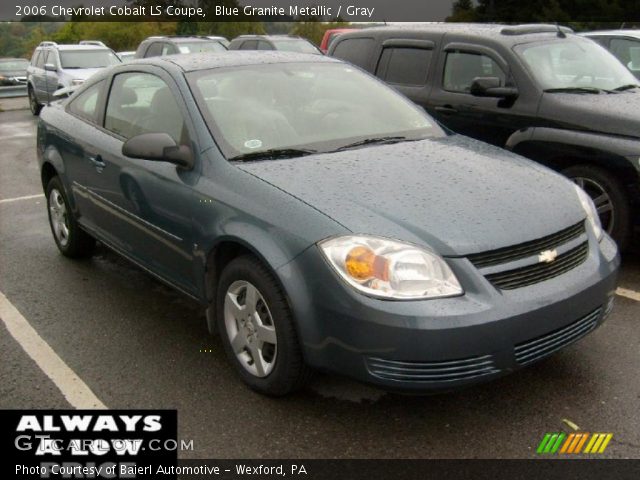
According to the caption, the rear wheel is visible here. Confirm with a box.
[563,164,632,251]
[216,255,311,395]
[28,87,42,116]
[46,176,95,258]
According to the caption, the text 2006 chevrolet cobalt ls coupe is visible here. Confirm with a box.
[37,52,619,395]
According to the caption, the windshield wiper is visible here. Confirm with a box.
[228,148,317,162]
[613,84,640,91]
[543,87,607,94]
[333,136,408,152]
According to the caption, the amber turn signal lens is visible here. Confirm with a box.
[345,246,389,281]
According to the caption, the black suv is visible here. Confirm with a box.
[228,35,322,54]
[329,24,640,250]
[135,36,227,58]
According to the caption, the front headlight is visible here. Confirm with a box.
[574,184,603,241]
[318,235,463,300]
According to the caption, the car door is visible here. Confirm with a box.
[428,43,531,147]
[60,79,109,229]
[31,49,47,101]
[84,68,200,294]
[42,50,61,97]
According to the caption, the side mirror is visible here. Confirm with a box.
[122,133,194,169]
[44,63,57,72]
[470,76,518,99]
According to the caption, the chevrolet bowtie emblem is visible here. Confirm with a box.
[538,249,558,264]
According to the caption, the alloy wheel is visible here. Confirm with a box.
[49,188,70,247]
[223,280,278,378]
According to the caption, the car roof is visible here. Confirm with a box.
[337,23,575,46]
[233,35,304,40]
[582,30,640,38]
[144,36,218,44]
[38,44,110,51]
[146,51,339,72]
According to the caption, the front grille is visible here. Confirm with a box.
[515,307,602,365]
[468,221,585,268]
[365,355,500,383]
[485,242,588,290]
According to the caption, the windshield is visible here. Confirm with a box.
[0,59,29,70]
[515,37,639,91]
[177,41,226,54]
[59,50,121,69]
[271,39,320,54]
[188,62,443,159]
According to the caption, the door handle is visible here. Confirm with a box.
[88,154,106,171]
[435,105,458,115]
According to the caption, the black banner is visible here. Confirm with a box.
[4,0,640,23]
[2,410,177,479]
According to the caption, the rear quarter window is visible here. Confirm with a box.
[331,37,375,70]
[376,47,432,86]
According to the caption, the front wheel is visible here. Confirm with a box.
[46,176,95,258]
[28,87,42,116]
[563,165,632,252]
[216,255,311,396]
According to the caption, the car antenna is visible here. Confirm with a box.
[556,23,566,38]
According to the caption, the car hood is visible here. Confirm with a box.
[539,91,640,139]
[238,136,585,256]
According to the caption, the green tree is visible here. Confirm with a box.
[290,21,351,46]
[446,0,478,22]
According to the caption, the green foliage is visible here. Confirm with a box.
[0,22,63,58]
[290,21,351,47]
[51,22,177,52]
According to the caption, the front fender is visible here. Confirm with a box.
[506,127,640,174]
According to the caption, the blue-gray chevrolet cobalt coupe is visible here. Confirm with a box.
[37,52,620,395]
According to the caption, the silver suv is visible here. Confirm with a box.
[27,41,121,115]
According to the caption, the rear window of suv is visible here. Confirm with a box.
[59,50,120,69]
[332,37,375,69]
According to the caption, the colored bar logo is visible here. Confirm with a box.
[537,433,613,454]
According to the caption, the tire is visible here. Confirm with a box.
[216,254,311,396]
[46,176,96,258]
[28,86,42,116]
[562,165,633,252]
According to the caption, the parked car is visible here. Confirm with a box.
[581,30,640,79]
[320,28,356,54]
[117,51,136,63]
[27,41,121,116]
[37,52,619,395]
[134,36,227,59]
[228,35,322,54]
[0,57,29,86]
[329,24,640,251]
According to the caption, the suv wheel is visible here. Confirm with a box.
[28,87,42,116]
[46,176,95,258]
[563,165,632,251]
[216,255,311,396]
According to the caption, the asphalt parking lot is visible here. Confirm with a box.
[1,107,639,459]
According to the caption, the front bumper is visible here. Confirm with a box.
[277,233,619,392]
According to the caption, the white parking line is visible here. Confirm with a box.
[0,193,44,204]
[616,287,640,302]
[0,291,106,409]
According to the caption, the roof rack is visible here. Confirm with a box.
[501,24,573,36]
[79,40,107,47]
[38,41,58,48]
